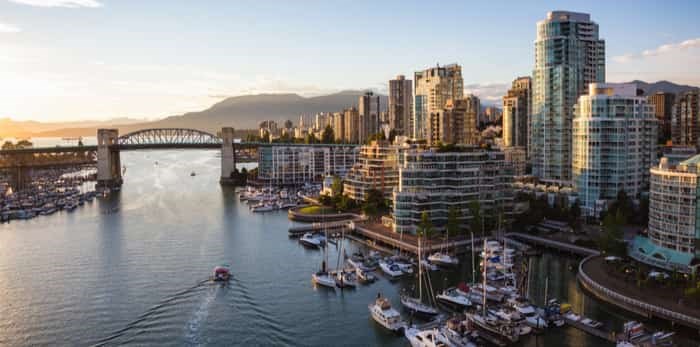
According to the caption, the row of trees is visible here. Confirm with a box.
[416,202,491,239]
[2,140,33,150]
[249,126,398,146]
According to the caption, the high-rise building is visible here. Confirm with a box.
[344,140,400,201]
[427,98,479,146]
[502,77,531,149]
[648,92,675,144]
[414,64,463,140]
[257,144,359,186]
[332,111,345,142]
[359,92,381,144]
[530,11,605,185]
[389,75,413,136]
[392,146,514,234]
[344,107,360,144]
[572,83,657,217]
[630,154,700,273]
[671,90,700,148]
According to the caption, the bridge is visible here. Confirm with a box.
[0,127,259,189]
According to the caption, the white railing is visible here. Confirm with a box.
[578,256,700,328]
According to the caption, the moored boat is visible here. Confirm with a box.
[369,294,404,333]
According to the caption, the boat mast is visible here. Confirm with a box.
[544,276,549,306]
[471,232,475,283]
[418,236,422,301]
[482,238,487,317]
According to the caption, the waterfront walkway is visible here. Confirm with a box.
[578,255,700,330]
[506,232,600,257]
[353,222,485,255]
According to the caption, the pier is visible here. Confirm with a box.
[505,232,600,257]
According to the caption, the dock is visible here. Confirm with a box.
[505,232,600,257]
[288,221,351,237]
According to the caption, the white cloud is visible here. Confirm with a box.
[8,0,102,8]
[613,38,700,63]
[464,82,509,105]
[0,21,21,33]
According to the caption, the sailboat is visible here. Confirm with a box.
[427,230,459,267]
[401,237,439,317]
[311,229,335,288]
[334,231,358,288]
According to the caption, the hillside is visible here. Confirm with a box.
[627,80,698,95]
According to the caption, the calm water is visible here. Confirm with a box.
[0,149,683,346]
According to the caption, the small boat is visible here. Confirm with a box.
[379,260,404,278]
[312,270,336,288]
[580,318,603,329]
[436,287,471,308]
[251,203,275,212]
[334,270,358,288]
[466,312,519,343]
[299,233,324,248]
[190,171,196,177]
[400,293,439,317]
[405,327,452,347]
[427,252,459,267]
[356,267,377,283]
[212,265,231,282]
[369,294,404,333]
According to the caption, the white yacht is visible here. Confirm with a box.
[251,203,275,212]
[436,287,471,308]
[379,260,404,278]
[355,267,376,283]
[299,233,324,248]
[404,327,451,347]
[312,271,336,288]
[369,295,404,333]
[427,252,459,267]
[508,297,548,329]
[334,270,358,288]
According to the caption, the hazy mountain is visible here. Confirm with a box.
[0,117,146,138]
[141,90,388,132]
[627,80,699,95]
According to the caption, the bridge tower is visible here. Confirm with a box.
[220,127,236,184]
[96,129,123,188]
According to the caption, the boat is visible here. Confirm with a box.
[312,229,335,289]
[251,203,275,212]
[190,171,196,177]
[369,294,404,333]
[436,287,472,308]
[580,318,603,329]
[400,237,439,317]
[355,266,377,283]
[508,296,548,329]
[442,319,478,347]
[427,252,459,267]
[405,327,452,347]
[379,259,404,278]
[334,270,358,288]
[212,265,231,282]
[299,233,324,248]
[466,312,519,343]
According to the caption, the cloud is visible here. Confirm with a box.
[464,82,509,104]
[0,21,21,33]
[613,38,700,63]
[8,0,102,8]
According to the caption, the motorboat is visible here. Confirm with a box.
[379,260,404,278]
[251,203,275,212]
[299,233,324,248]
[427,252,459,267]
[400,293,439,317]
[334,270,358,288]
[436,287,471,308]
[369,294,404,333]
[508,296,548,329]
[466,312,519,343]
[312,271,336,288]
[190,171,196,177]
[355,267,377,283]
[580,318,603,329]
[212,265,231,282]
[443,319,478,347]
[404,327,452,347]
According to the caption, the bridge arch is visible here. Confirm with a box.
[117,128,222,146]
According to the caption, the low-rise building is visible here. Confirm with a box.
[392,146,514,234]
[257,144,359,186]
[343,141,400,202]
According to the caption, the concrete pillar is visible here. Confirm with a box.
[96,129,123,188]
[220,127,235,184]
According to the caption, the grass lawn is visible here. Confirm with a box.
[297,205,335,215]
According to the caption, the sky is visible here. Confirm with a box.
[1,0,699,122]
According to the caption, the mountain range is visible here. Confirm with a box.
[2,81,697,139]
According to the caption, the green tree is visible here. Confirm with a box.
[468,200,483,237]
[15,139,32,148]
[2,141,14,150]
[284,119,293,129]
[321,125,335,144]
[304,132,318,144]
[331,176,343,197]
[446,206,460,237]
[418,211,433,238]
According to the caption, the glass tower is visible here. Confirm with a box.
[530,11,605,185]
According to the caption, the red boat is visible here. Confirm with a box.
[212,265,231,282]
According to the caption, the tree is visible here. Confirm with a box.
[446,206,460,237]
[284,119,293,129]
[418,211,433,238]
[261,130,270,143]
[304,133,318,144]
[15,140,32,149]
[331,176,343,197]
[321,125,335,144]
[468,200,483,237]
[2,141,14,150]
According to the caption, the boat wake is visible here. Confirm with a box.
[183,285,216,346]
[90,279,210,347]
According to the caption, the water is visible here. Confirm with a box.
[0,149,689,346]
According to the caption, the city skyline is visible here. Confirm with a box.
[1,0,699,122]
